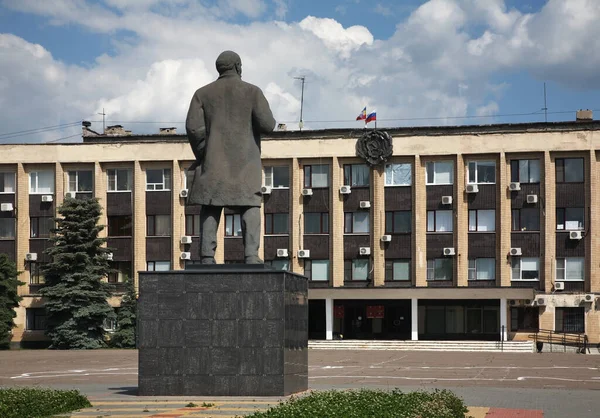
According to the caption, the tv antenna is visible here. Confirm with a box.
[294,76,306,131]
[97,108,106,133]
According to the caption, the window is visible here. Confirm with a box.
[511,257,540,281]
[304,164,329,188]
[385,211,411,233]
[304,259,329,281]
[385,260,410,281]
[265,213,289,235]
[511,208,540,231]
[265,259,289,271]
[556,208,584,230]
[343,164,370,187]
[108,262,132,283]
[146,168,171,191]
[147,261,171,271]
[304,212,329,234]
[30,262,45,284]
[556,158,584,183]
[26,308,47,330]
[385,163,411,186]
[30,217,54,238]
[29,171,54,194]
[427,258,453,281]
[264,166,290,188]
[0,218,15,239]
[344,259,370,281]
[146,215,171,236]
[510,159,540,183]
[556,257,584,281]
[0,172,15,193]
[468,210,495,232]
[468,258,495,281]
[104,315,118,332]
[107,169,132,192]
[185,214,200,236]
[510,307,539,331]
[467,161,495,184]
[108,216,132,237]
[426,161,454,185]
[67,170,93,192]
[427,210,453,232]
[344,212,370,234]
[555,307,585,333]
[225,214,242,236]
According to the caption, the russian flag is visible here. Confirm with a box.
[356,107,366,121]
[366,110,376,123]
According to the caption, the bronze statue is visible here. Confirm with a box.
[185,51,276,264]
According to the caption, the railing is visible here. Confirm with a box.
[529,328,589,354]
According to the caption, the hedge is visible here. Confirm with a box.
[0,387,91,418]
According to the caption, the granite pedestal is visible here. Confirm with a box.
[137,266,308,396]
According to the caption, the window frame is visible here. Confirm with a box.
[185,214,200,237]
[304,212,329,234]
[67,170,93,193]
[556,207,584,231]
[26,308,47,331]
[555,307,585,333]
[108,261,132,283]
[344,211,370,234]
[385,259,411,281]
[265,213,289,235]
[556,257,585,282]
[264,166,290,189]
[468,258,496,281]
[510,307,540,332]
[0,217,16,239]
[344,259,370,281]
[107,215,133,237]
[468,209,496,232]
[385,211,412,234]
[29,261,45,284]
[30,216,54,238]
[426,258,453,281]
[146,261,171,271]
[384,163,412,187]
[303,164,329,188]
[225,214,242,237]
[511,208,540,231]
[510,159,540,184]
[426,210,453,232]
[511,257,540,281]
[343,164,370,187]
[304,259,330,281]
[107,168,133,192]
[29,170,55,194]
[146,214,171,237]
[555,158,584,183]
[0,172,16,194]
[425,161,454,185]
[145,168,171,191]
[467,160,496,185]
[265,259,290,271]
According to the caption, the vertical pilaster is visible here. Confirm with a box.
[414,156,426,287]
[499,153,511,287]
[411,297,419,340]
[590,151,599,293]
[172,160,183,270]
[95,162,107,239]
[500,298,507,341]
[16,163,29,293]
[456,155,468,287]
[133,161,146,289]
[372,165,385,286]
[325,298,333,340]
[290,158,302,274]
[331,157,344,287]
[543,152,555,293]
[215,212,225,263]
[55,163,64,209]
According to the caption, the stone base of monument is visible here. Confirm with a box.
[137,266,308,396]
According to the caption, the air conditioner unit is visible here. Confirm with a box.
[443,247,455,256]
[261,186,272,195]
[340,185,351,194]
[297,249,310,258]
[509,182,521,191]
[276,248,288,258]
[465,184,479,193]
[41,195,53,202]
[509,299,517,306]
[66,191,77,199]
[180,252,191,260]
[510,247,522,256]
[583,294,596,303]
[569,231,583,240]
[536,297,546,306]
[180,236,192,244]
[179,189,189,198]
[526,194,538,204]
[0,203,13,212]
[301,188,313,196]
[106,252,113,261]
[554,281,565,291]
[441,196,453,205]
[359,201,371,209]
[359,247,371,255]
[381,235,392,242]
[25,253,37,261]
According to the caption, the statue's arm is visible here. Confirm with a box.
[186,91,206,163]
[252,88,276,134]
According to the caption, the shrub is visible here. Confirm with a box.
[0,387,91,418]
[244,389,469,418]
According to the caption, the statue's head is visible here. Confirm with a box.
[216,50,242,77]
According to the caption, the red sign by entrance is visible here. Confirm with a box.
[366,305,385,319]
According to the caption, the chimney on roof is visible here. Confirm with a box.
[159,127,177,135]
[576,109,593,122]
[105,125,132,136]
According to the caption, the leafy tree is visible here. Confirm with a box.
[0,254,23,350]
[40,197,114,349]
[110,275,137,348]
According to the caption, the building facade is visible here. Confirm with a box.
[1,119,600,347]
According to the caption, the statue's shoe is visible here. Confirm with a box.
[245,256,264,264]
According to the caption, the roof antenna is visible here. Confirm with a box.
[542,83,548,123]
[294,76,306,131]
[97,108,106,133]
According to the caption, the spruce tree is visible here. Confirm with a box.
[40,197,114,349]
[110,275,137,348]
[0,254,23,350]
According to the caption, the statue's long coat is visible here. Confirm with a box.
[185,72,276,207]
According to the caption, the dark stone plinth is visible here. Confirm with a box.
[137,267,308,396]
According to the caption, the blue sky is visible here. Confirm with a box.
[1,0,599,142]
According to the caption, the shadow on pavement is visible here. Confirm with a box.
[108,386,138,396]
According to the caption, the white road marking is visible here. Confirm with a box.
[309,375,600,383]
[10,367,138,379]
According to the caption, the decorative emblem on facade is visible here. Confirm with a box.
[355,130,393,167]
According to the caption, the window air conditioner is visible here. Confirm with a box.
[510,247,522,256]
[261,186,272,195]
[179,189,189,198]
[465,184,479,193]
[297,249,310,258]
[180,236,193,244]
[359,247,371,255]
[554,281,565,291]
[526,194,538,204]
[0,203,13,212]
[381,235,392,242]
[41,195,53,202]
[583,294,596,302]
[359,201,371,209]
[301,188,313,196]
[25,253,37,261]
[106,253,113,261]
[509,299,519,306]
[276,248,288,258]
[66,191,77,199]
[569,231,583,240]
[443,247,455,256]
[509,182,521,191]
[441,196,453,205]
[536,297,546,306]
[340,185,352,194]
[180,252,192,260]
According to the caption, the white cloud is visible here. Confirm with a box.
[299,16,373,58]
[374,4,392,17]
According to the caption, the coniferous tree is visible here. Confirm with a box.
[0,254,23,349]
[40,197,114,349]
[110,275,137,348]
